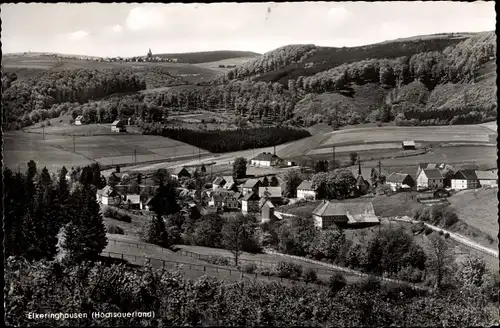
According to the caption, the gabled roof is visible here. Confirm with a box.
[312,200,377,223]
[421,169,443,179]
[402,140,415,146]
[242,178,261,189]
[453,169,478,181]
[260,199,275,209]
[212,176,225,185]
[242,192,260,201]
[172,167,190,175]
[222,176,234,184]
[258,186,282,198]
[125,194,141,204]
[223,181,235,190]
[251,152,281,162]
[233,192,242,199]
[111,120,124,126]
[386,172,412,183]
[75,115,83,121]
[475,170,498,180]
[297,180,314,191]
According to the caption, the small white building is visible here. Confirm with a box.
[111,120,126,132]
[296,181,317,200]
[250,152,283,167]
[476,169,498,187]
[451,169,479,190]
[75,115,84,126]
[386,173,415,192]
[97,186,121,206]
[416,169,443,190]
[124,194,141,209]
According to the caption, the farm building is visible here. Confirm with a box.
[297,181,317,200]
[208,193,223,208]
[416,163,446,179]
[242,178,262,195]
[97,186,121,206]
[222,192,240,210]
[386,173,415,191]
[74,115,84,126]
[402,140,416,150]
[212,176,226,190]
[241,192,260,214]
[476,169,498,187]
[416,169,444,190]
[250,152,283,167]
[312,200,379,230]
[171,167,191,180]
[124,194,141,209]
[258,186,282,203]
[451,169,479,190]
[261,200,278,223]
[111,120,126,132]
[222,176,236,191]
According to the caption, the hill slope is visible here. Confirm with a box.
[155,50,260,64]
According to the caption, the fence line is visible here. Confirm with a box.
[101,250,311,287]
[107,238,173,253]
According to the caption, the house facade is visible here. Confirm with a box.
[451,169,479,190]
[296,181,317,200]
[312,200,379,229]
[416,169,443,190]
[386,173,415,192]
[241,192,260,214]
[212,176,226,190]
[208,193,224,208]
[250,152,283,167]
[98,186,121,206]
[111,120,126,132]
[476,169,498,187]
[242,179,262,195]
[222,193,240,210]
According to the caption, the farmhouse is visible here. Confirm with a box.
[451,169,479,190]
[222,176,236,191]
[222,193,240,210]
[241,192,260,214]
[402,140,416,150]
[124,194,141,209]
[476,169,498,187]
[208,193,223,208]
[416,169,443,190]
[111,120,126,132]
[212,176,226,190]
[171,167,191,181]
[242,178,262,195]
[74,115,84,126]
[97,186,121,206]
[297,181,317,200]
[258,186,282,203]
[250,152,283,167]
[416,163,446,179]
[312,200,379,229]
[386,173,415,192]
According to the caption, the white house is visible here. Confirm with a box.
[451,169,479,190]
[212,176,226,190]
[296,181,317,200]
[250,152,283,167]
[97,186,121,206]
[416,169,443,190]
[111,120,126,132]
[241,192,260,214]
[74,115,84,126]
[386,173,415,192]
[476,169,498,187]
[124,194,141,209]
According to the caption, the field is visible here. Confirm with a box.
[2,55,219,83]
[448,188,498,240]
[194,57,257,72]
[3,130,209,172]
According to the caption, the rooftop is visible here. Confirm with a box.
[297,180,314,191]
[242,178,261,188]
[258,186,282,198]
[312,200,379,224]
[251,152,282,162]
[386,172,412,183]
[422,169,443,179]
[475,169,498,180]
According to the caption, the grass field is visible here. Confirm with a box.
[194,57,257,72]
[2,55,218,83]
[3,130,209,172]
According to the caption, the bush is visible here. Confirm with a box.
[303,268,318,283]
[438,230,444,236]
[242,263,257,274]
[397,266,425,283]
[424,227,433,235]
[328,272,347,294]
[206,255,230,266]
[411,222,425,234]
[275,261,303,280]
[444,232,450,239]
[107,224,124,235]
[259,268,274,276]
[443,209,459,227]
[356,276,381,293]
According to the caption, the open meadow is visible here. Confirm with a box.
[3,130,209,172]
[193,57,257,72]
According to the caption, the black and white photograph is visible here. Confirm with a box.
[2,1,499,327]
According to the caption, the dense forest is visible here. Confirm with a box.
[142,126,311,153]
[216,33,476,84]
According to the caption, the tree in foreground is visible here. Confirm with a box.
[232,157,247,180]
[221,213,257,266]
[426,235,456,290]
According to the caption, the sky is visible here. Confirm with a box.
[1,2,496,57]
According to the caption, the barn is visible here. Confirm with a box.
[312,200,379,229]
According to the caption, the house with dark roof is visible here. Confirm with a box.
[241,192,260,214]
[451,169,479,190]
[250,152,283,167]
[212,176,226,190]
[297,181,317,200]
[476,169,498,187]
[312,200,379,229]
[97,186,121,206]
[222,176,236,191]
[242,178,262,195]
[416,169,443,190]
[386,173,415,192]
[170,167,191,181]
[208,192,224,208]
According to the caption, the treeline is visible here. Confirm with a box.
[219,34,472,84]
[2,68,147,130]
[143,126,310,153]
